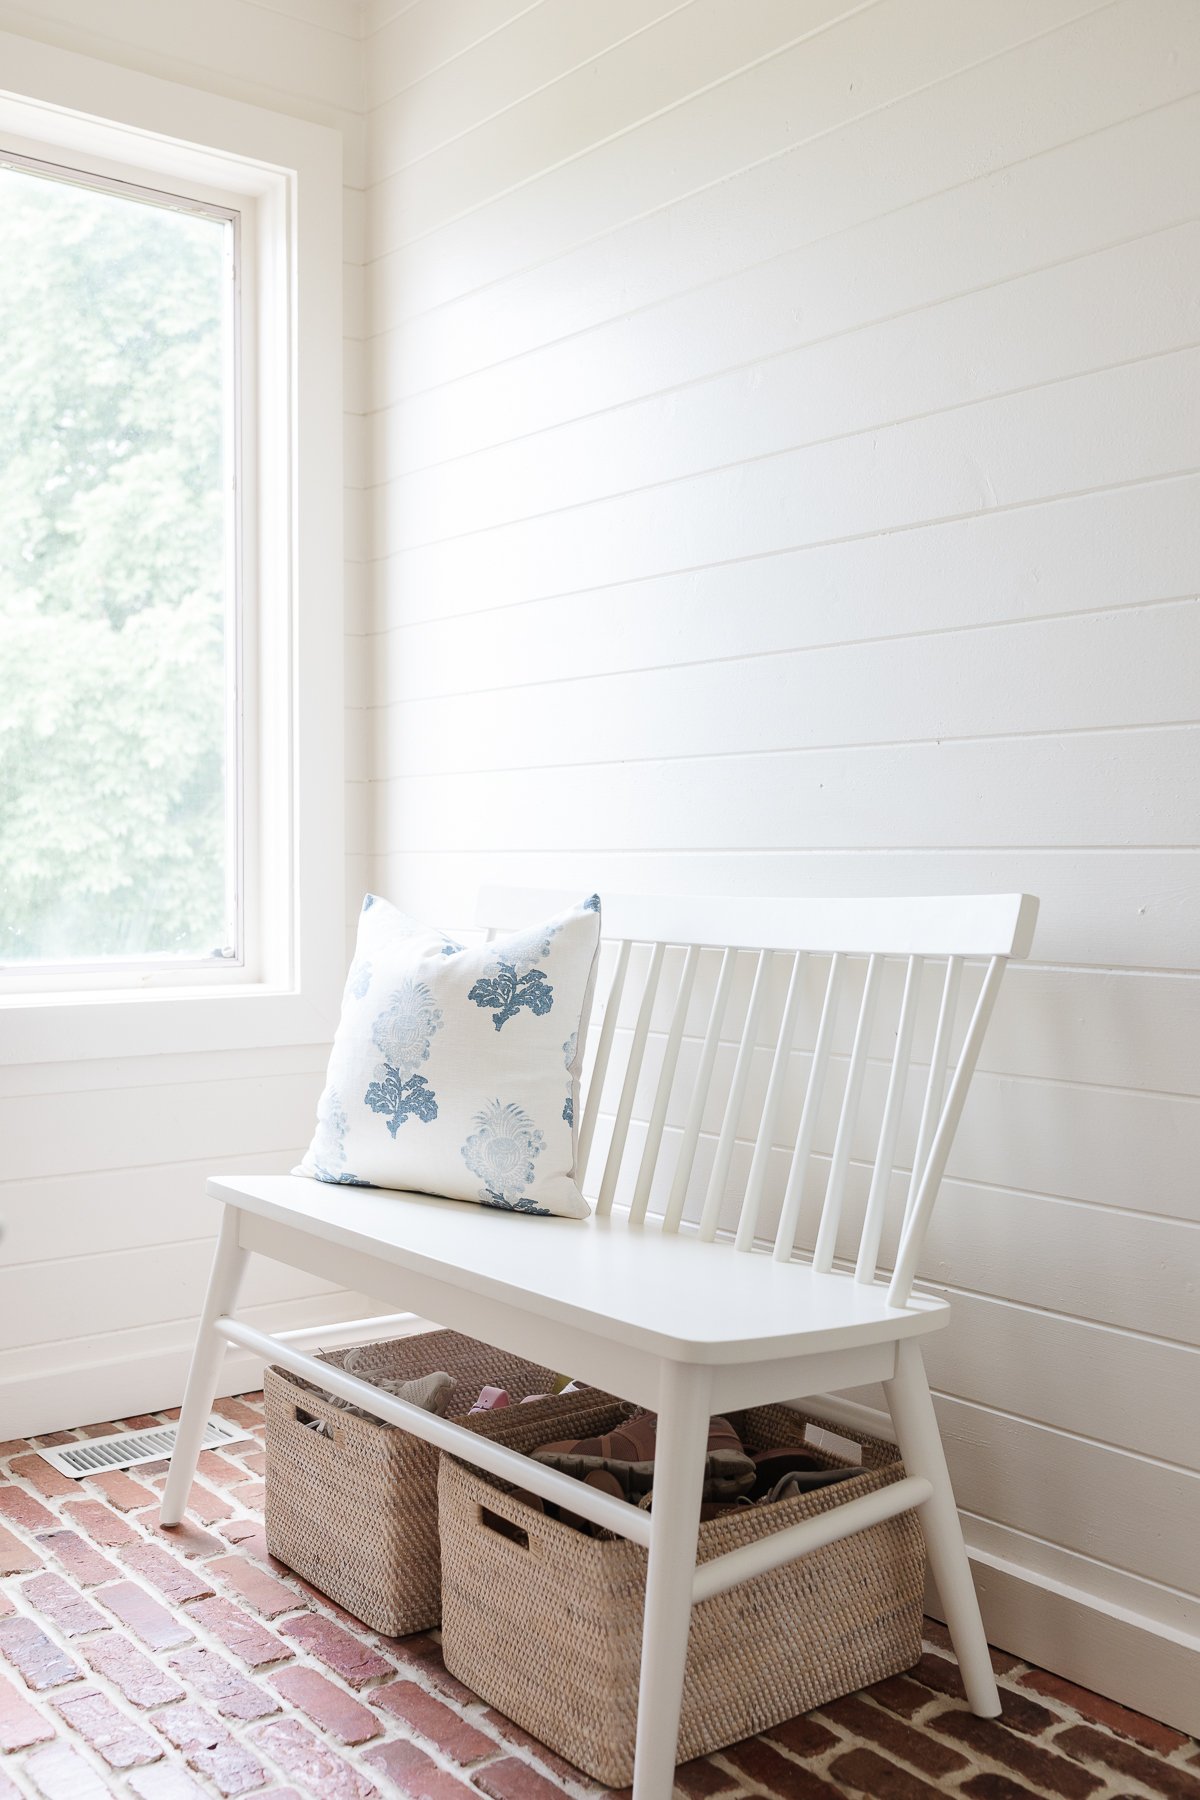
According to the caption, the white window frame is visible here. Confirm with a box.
[0,35,344,1064]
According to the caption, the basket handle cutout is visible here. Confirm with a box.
[479,1505,530,1550]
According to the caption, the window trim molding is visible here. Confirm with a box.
[0,32,344,1063]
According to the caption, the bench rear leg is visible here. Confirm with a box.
[632,1362,712,1800]
[884,1337,1000,1717]
[162,1206,247,1526]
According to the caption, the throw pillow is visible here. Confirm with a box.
[296,893,601,1217]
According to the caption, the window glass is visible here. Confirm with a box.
[0,158,236,967]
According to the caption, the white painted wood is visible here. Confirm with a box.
[162,1210,248,1524]
[663,947,736,1232]
[359,0,1200,1723]
[737,952,805,1251]
[857,957,922,1282]
[774,954,845,1262]
[813,955,882,1272]
[698,949,772,1240]
[905,958,961,1231]
[693,1474,934,1604]
[577,938,630,1175]
[630,945,699,1225]
[633,1362,713,1800]
[598,942,665,1215]
[385,602,1200,776]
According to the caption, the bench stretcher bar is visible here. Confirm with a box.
[216,1317,929,1602]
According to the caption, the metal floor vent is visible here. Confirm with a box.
[40,1415,251,1479]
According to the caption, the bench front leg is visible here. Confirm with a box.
[162,1205,248,1526]
[632,1360,713,1800]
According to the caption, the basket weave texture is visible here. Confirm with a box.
[264,1330,621,1636]
[438,1399,925,1784]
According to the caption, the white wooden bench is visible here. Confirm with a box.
[164,888,1038,1799]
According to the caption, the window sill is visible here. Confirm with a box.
[0,980,342,1067]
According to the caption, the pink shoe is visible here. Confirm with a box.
[470,1386,510,1414]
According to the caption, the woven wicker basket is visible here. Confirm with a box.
[439,1399,925,1783]
[264,1330,623,1635]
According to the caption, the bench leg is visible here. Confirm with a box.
[162,1206,247,1527]
[632,1362,712,1800]
[884,1338,1000,1717]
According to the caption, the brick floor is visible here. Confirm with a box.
[0,1396,1195,1799]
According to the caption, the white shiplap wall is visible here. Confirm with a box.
[0,0,374,1436]
[362,0,1200,1729]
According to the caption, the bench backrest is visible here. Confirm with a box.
[477,889,1038,1307]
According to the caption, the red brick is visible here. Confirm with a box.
[82,1631,186,1708]
[272,1667,381,1745]
[38,1528,120,1588]
[1054,1723,1200,1798]
[374,1679,494,1763]
[0,1667,54,1750]
[929,1711,1104,1798]
[154,1701,268,1797]
[0,1520,40,1576]
[866,1673,939,1720]
[471,1758,579,1800]
[723,1738,845,1796]
[79,1421,121,1437]
[764,1716,842,1757]
[0,1615,82,1690]
[187,1596,292,1669]
[118,1415,164,1430]
[363,1738,473,1799]
[0,1441,28,1460]
[674,1760,745,1799]
[249,1715,378,1797]
[923,1617,1021,1674]
[0,1596,10,1619]
[121,1540,216,1604]
[212,1398,262,1430]
[22,1740,112,1798]
[907,1656,1053,1736]
[30,1432,76,1448]
[167,1480,234,1524]
[98,1580,196,1651]
[22,1571,108,1637]
[231,1480,267,1509]
[383,1632,477,1705]
[827,1746,947,1799]
[128,1767,212,1800]
[197,1451,248,1488]
[237,1449,267,1478]
[817,1693,968,1777]
[150,1513,229,1558]
[0,1483,57,1532]
[88,1470,157,1512]
[480,1707,598,1784]
[1019,1668,1190,1755]
[169,1645,278,1721]
[53,1684,163,1768]
[9,1453,76,1498]
[209,1553,300,1618]
[61,1497,138,1546]
[279,1614,392,1688]
[961,1777,1049,1800]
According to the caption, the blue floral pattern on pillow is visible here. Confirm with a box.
[310,1088,373,1186]
[561,1033,577,1126]
[365,979,443,1136]
[468,916,564,1029]
[461,1099,548,1212]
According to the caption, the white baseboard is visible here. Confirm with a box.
[0,1292,398,1439]
[803,1391,1200,1738]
